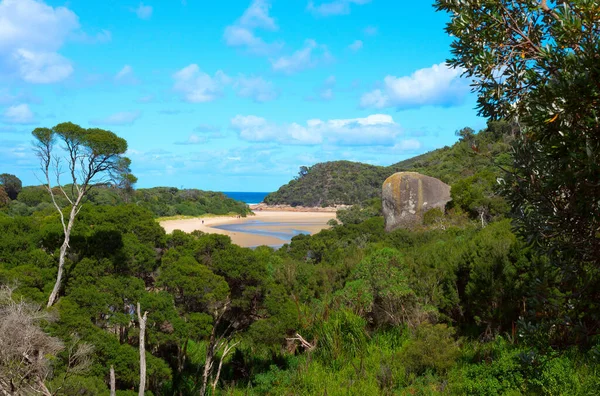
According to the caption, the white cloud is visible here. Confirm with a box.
[231,115,279,142]
[0,0,79,83]
[392,139,421,151]
[3,104,36,124]
[174,134,207,145]
[307,75,336,101]
[133,2,153,19]
[115,65,133,80]
[11,49,73,83]
[360,63,469,109]
[114,64,139,84]
[363,25,378,36]
[348,39,363,51]
[231,113,401,146]
[239,0,277,30]
[320,88,334,100]
[234,76,278,102]
[307,0,371,17]
[223,0,282,55]
[90,110,141,126]
[0,89,41,105]
[271,39,332,74]
[71,29,112,44]
[172,64,231,103]
[137,94,155,103]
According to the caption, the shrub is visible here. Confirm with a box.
[399,323,460,375]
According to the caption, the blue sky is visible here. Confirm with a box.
[0,0,484,192]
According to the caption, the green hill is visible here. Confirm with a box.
[8,186,251,218]
[264,161,390,207]
[264,122,513,207]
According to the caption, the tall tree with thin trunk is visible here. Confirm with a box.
[137,302,148,396]
[32,122,131,307]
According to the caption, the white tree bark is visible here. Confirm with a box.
[110,365,116,396]
[137,303,148,396]
[211,340,239,392]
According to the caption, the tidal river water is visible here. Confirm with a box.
[212,220,312,245]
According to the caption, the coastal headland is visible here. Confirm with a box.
[159,205,336,247]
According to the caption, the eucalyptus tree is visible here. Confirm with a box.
[32,122,132,307]
[435,0,600,343]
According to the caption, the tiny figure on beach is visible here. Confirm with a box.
[202,220,204,224]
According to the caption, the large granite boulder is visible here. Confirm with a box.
[382,172,451,231]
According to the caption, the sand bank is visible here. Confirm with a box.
[249,203,349,212]
[159,210,335,248]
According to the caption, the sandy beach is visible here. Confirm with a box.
[159,210,336,248]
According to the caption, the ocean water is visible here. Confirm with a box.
[222,191,270,204]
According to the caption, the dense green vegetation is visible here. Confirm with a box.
[3,184,251,218]
[2,1,600,394]
[264,122,513,207]
[2,197,599,394]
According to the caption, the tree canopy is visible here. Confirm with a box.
[436,0,600,344]
[0,173,22,200]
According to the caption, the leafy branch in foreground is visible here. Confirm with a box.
[436,0,600,344]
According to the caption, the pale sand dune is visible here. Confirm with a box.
[159,211,336,248]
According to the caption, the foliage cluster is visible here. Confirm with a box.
[2,185,251,218]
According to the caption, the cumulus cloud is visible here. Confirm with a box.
[363,26,378,36]
[231,113,401,146]
[0,89,41,105]
[360,63,469,109]
[114,64,139,84]
[0,0,80,83]
[137,94,155,103]
[174,134,207,145]
[71,29,112,44]
[348,40,363,51]
[90,110,141,126]
[2,104,37,124]
[271,39,332,74]
[132,2,153,19]
[223,0,282,55]
[234,76,278,102]
[238,0,277,30]
[172,65,277,103]
[306,75,336,101]
[307,0,371,17]
[172,64,231,103]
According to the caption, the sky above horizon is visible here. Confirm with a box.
[0,0,485,192]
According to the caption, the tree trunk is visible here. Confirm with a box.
[137,302,148,396]
[211,341,238,392]
[110,365,116,396]
[200,327,216,396]
[47,206,77,307]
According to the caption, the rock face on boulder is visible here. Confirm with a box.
[382,172,451,232]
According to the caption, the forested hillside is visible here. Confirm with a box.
[3,185,251,218]
[264,161,391,207]
[264,121,513,207]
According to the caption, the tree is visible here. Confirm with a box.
[435,0,600,344]
[297,165,310,179]
[0,187,9,208]
[32,122,131,307]
[0,173,22,200]
[0,284,62,395]
[137,302,148,396]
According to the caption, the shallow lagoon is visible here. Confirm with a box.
[212,220,313,246]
